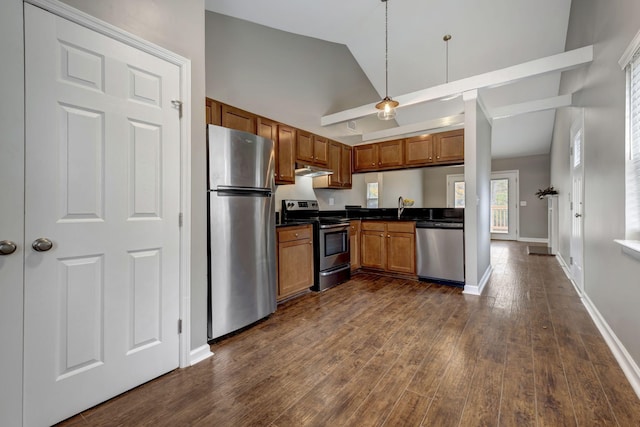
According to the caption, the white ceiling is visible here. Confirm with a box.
[205,0,573,159]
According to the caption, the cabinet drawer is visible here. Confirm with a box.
[361,221,386,232]
[387,221,415,233]
[278,225,312,243]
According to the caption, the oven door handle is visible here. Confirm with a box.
[319,223,350,230]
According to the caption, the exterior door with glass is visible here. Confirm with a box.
[570,111,585,292]
[447,171,519,240]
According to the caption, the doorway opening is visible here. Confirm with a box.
[447,171,519,240]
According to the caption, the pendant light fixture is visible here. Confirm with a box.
[375,0,398,120]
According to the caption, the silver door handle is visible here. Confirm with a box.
[32,238,53,252]
[575,213,582,218]
[0,240,17,255]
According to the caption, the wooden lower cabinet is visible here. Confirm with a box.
[360,221,415,275]
[349,220,361,270]
[386,222,416,274]
[276,225,314,301]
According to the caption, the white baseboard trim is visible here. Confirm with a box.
[518,237,549,244]
[582,293,640,399]
[189,344,213,366]
[554,254,640,399]
[463,265,493,296]
[555,252,582,296]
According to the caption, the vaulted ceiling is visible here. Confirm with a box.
[205,0,574,159]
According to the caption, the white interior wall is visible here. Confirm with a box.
[550,0,640,378]
[463,90,493,294]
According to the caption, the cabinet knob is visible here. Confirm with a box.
[380,234,384,237]
[437,156,440,159]
[309,241,312,245]
[295,233,299,237]
[429,157,432,160]
[387,235,391,238]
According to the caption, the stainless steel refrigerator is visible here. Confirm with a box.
[207,125,276,340]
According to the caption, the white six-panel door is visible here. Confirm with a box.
[24,4,181,425]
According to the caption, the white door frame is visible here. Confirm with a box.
[27,0,193,369]
[0,1,25,425]
[570,110,585,294]
[446,171,520,240]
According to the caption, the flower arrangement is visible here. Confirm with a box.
[403,198,415,206]
[535,186,558,199]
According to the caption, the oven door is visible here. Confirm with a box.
[319,223,350,271]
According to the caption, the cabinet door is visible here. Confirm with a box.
[313,135,329,165]
[221,104,256,134]
[434,129,464,164]
[296,130,314,163]
[276,125,296,184]
[341,144,352,188]
[361,229,386,269]
[378,140,404,168]
[386,232,416,274]
[327,141,342,187]
[349,220,361,270]
[405,134,433,166]
[277,226,313,300]
[353,144,378,171]
[205,98,221,126]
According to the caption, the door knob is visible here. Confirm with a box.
[0,240,17,255]
[575,213,582,218]
[32,238,53,252]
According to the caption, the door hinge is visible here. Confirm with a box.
[569,257,573,265]
[178,319,183,334]
[171,99,183,118]
[179,212,183,227]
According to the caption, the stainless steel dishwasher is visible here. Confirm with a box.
[416,221,465,286]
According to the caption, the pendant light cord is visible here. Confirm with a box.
[384,0,389,98]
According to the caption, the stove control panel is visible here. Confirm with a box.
[283,200,318,211]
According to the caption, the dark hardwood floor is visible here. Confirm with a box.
[59,241,640,426]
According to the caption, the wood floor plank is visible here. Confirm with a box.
[57,242,640,427]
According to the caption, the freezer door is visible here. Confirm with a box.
[207,124,275,190]
[207,191,276,340]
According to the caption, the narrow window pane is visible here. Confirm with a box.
[454,181,465,208]
[491,178,509,234]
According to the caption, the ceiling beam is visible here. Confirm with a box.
[361,114,465,142]
[321,45,593,126]
[490,94,573,120]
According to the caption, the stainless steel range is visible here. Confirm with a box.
[281,200,351,291]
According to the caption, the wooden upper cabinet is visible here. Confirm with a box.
[378,140,404,168]
[257,117,278,142]
[354,140,403,171]
[276,125,296,185]
[221,104,256,134]
[327,141,342,187]
[434,129,464,164]
[297,132,328,166]
[312,135,328,165]
[206,98,221,126]
[341,144,352,188]
[296,130,314,163]
[258,117,293,185]
[353,144,379,172]
[405,134,434,166]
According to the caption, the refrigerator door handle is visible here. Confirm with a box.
[215,186,272,197]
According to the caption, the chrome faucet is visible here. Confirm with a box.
[398,196,405,219]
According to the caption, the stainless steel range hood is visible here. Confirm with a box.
[294,164,333,177]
